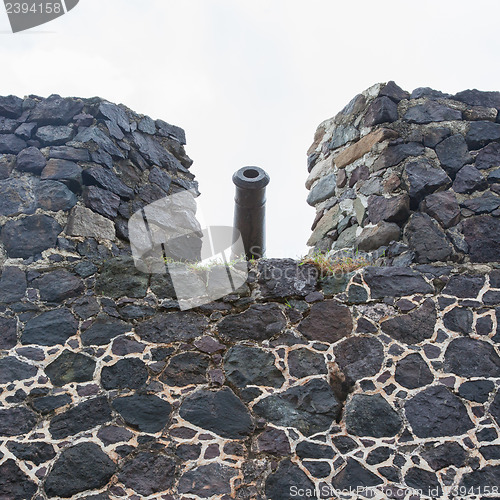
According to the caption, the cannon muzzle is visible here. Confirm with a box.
[232,166,270,260]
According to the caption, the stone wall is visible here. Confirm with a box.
[1,92,500,500]
[306,82,500,265]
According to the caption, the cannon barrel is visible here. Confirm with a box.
[232,166,270,260]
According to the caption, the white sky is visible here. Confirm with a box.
[1,0,499,257]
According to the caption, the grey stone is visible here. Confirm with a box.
[44,443,115,498]
[23,308,78,346]
[66,205,116,240]
[41,158,82,192]
[29,95,83,125]
[453,165,487,193]
[381,298,436,344]
[405,385,474,438]
[180,387,253,439]
[345,394,402,437]
[357,222,400,251]
[420,190,460,228]
[307,172,336,206]
[224,345,284,387]
[16,146,46,174]
[404,101,462,123]
[37,180,77,211]
[36,125,74,146]
[254,379,341,436]
[404,213,453,263]
[0,177,37,216]
[1,214,62,258]
[329,124,359,149]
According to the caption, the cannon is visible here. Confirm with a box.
[232,166,270,260]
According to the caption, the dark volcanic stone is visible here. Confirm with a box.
[81,316,130,346]
[421,190,460,228]
[405,385,473,438]
[36,125,74,146]
[0,134,27,154]
[45,350,96,386]
[476,142,500,170]
[132,131,183,171]
[404,101,462,124]
[1,214,61,258]
[422,442,467,470]
[0,177,37,217]
[296,441,334,459]
[16,146,46,173]
[49,396,112,439]
[466,121,500,149]
[460,465,500,490]
[453,165,488,193]
[367,194,410,224]
[253,379,341,436]
[381,299,436,345]
[156,119,186,144]
[98,102,130,132]
[489,168,500,183]
[218,303,286,342]
[0,316,17,349]
[224,345,284,387]
[258,259,317,298]
[49,145,91,162]
[265,459,315,500]
[363,266,432,298]
[435,134,472,178]
[31,394,72,414]
[180,388,253,439]
[84,185,121,219]
[160,352,210,387]
[37,180,77,211]
[442,274,485,298]
[7,441,56,465]
[406,160,451,210]
[405,468,442,497]
[454,89,500,110]
[112,394,172,433]
[461,192,500,214]
[149,166,172,192]
[363,96,398,127]
[95,256,149,298]
[444,337,500,377]
[0,266,27,303]
[373,142,425,171]
[97,425,133,446]
[23,308,78,346]
[332,336,384,386]
[0,95,23,117]
[179,463,237,497]
[404,213,453,263]
[0,406,37,436]
[83,166,134,199]
[395,353,433,389]
[35,269,84,302]
[0,117,18,134]
[332,458,383,489]
[256,427,291,455]
[136,311,208,343]
[288,348,327,379]
[14,122,36,139]
[101,358,148,390]
[345,394,402,437]
[443,306,473,334]
[298,300,353,343]
[380,81,410,101]
[481,446,500,460]
[366,447,392,465]
[41,159,82,192]
[118,452,175,496]
[423,126,452,148]
[30,95,83,125]
[0,460,37,499]
[44,442,115,498]
[0,356,37,383]
[462,215,500,262]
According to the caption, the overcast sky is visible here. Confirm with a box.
[1,0,499,257]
